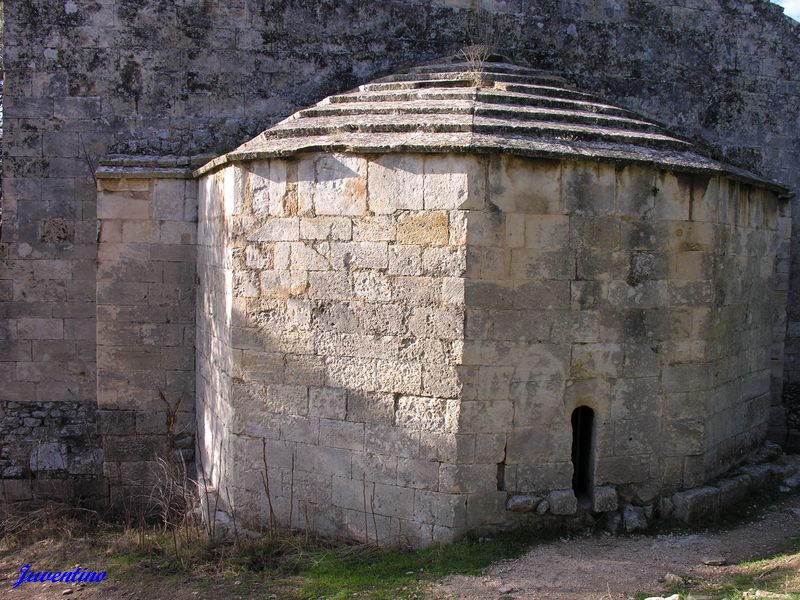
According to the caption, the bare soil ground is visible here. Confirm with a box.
[431,491,800,600]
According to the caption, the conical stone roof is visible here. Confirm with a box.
[195,54,786,192]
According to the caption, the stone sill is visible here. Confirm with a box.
[96,154,214,180]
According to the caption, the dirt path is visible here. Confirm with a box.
[431,492,800,600]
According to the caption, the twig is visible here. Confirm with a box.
[211,440,223,540]
[261,438,278,536]
[460,43,491,87]
[362,477,369,545]
[224,486,239,546]
[195,437,214,539]
[288,451,295,531]
[370,483,379,548]
[303,501,310,545]
[79,133,98,186]
[158,390,188,440]
[171,523,181,566]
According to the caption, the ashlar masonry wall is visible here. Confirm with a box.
[95,164,197,506]
[458,158,789,531]
[197,151,788,545]
[197,153,475,546]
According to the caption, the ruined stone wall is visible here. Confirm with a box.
[0,400,104,505]
[2,0,799,498]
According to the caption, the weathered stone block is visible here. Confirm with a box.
[365,423,419,458]
[329,241,388,270]
[397,457,439,490]
[97,195,151,220]
[505,493,541,513]
[622,505,648,531]
[671,486,720,523]
[547,489,577,515]
[299,154,368,216]
[653,172,691,220]
[616,165,655,217]
[592,486,618,513]
[439,463,497,493]
[296,444,351,477]
[154,179,186,220]
[346,391,394,424]
[423,155,485,210]
[309,387,347,420]
[388,244,423,276]
[562,161,615,216]
[29,442,67,471]
[319,419,365,451]
[396,211,449,246]
[300,216,352,241]
[368,155,423,214]
[247,218,299,241]
[458,400,513,433]
[394,396,448,432]
[415,490,467,527]
[15,318,64,340]
[353,216,396,241]
[489,155,561,214]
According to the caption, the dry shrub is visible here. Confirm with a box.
[461,43,492,87]
[0,501,103,550]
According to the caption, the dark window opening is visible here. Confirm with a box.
[496,460,506,491]
[571,406,595,499]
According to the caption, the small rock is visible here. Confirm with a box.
[789,508,800,518]
[623,505,648,532]
[701,557,727,566]
[505,494,541,513]
[536,500,550,515]
[662,573,683,586]
[592,486,618,513]
[603,511,622,534]
[783,474,800,488]
[62,591,74,596]
[548,489,577,515]
[779,486,791,493]
[498,584,514,593]
[658,496,674,519]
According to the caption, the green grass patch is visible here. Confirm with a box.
[297,530,541,599]
[83,524,550,599]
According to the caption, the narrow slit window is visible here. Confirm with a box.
[571,406,595,498]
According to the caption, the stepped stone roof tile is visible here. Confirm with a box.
[194,55,789,193]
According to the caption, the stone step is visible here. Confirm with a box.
[326,89,639,120]
[377,68,572,88]
[299,102,665,135]
[262,115,690,150]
